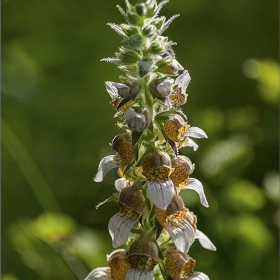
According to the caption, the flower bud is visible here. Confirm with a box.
[123,34,143,49]
[112,82,139,99]
[138,56,153,77]
[124,107,150,132]
[152,17,165,31]
[150,77,174,98]
[121,24,140,37]
[148,40,165,53]
[142,24,156,37]
[155,55,174,70]
[136,3,147,16]
[118,47,141,63]
[126,11,141,25]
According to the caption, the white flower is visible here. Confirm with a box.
[142,151,175,210]
[156,195,196,253]
[109,184,145,247]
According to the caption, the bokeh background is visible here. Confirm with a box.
[2,0,279,279]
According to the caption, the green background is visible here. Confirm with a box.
[2,0,279,279]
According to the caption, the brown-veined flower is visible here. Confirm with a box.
[169,70,190,106]
[171,155,209,207]
[84,249,130,280]
[155,195,216,252]
[165,248,210,280]
[109,182,145,247]
[125,237,159,280]
[163,114,207,150]
[94,133,134,182]
[142,150,175,210]
[155,194,197,253]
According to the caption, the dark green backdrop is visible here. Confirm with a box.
[2,0,279,279]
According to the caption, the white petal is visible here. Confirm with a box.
[105,81,118,99]
[171,59,184,71]
[114,178,128,192]
[84,267,112,280]
[188,271,210,280]
[186,127,208,139]
[166,217,195,253]
[125,268,154,280]
[183,138,199,151]
[147,179,175,210]
[183,178,209,207]
[109,212,139,248]
[195,230,216,251]
[94,155,120,182]
[175,70,191,93]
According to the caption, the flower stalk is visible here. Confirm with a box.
[87,0,216,279]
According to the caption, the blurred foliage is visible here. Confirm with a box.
[2,0,278,279]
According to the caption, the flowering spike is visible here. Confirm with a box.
[88,0,215,279]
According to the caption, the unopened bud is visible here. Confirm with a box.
[142,24,156,37]
[127,11,141,25]
[138,56,153,77]
[136,3,147,16]
[124,107,150,132]
[121,24,140,37]
[123,34,143,49]
[118,47,141,63]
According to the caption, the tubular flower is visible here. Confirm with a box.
[171,155,195,187]
[164,114,207,150]
[94,134,134,182]
[165,248,209,280]
[171,156,209,207]
[109,182,145,248]
[107,249,131,280]
[155,194,197,253]
[85,249,130,280]
[169,70,191,106]
[125,237,159,280]
[142,150,175,210]
[88,0,216,279]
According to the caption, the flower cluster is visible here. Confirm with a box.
[87,0,216,279]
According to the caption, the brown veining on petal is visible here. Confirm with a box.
[111,134,135,166]
[117,202,141,222]
[126,239,159,271]
[163,115,189,144]
[171,156,194,187]
[143,166,174,183]
[142,151,172,173]
[155,195,197,231]
[165,248,195,280]
[169,87,188,106]
[119,186,145,214]
[107,249,130,280]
